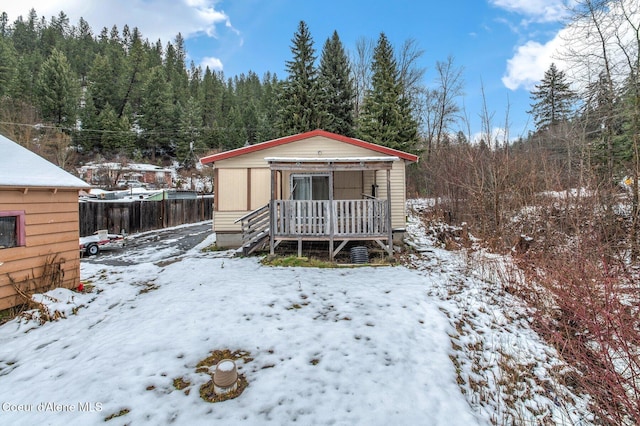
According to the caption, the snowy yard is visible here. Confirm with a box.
[0,202,589,425]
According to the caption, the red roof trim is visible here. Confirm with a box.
[199,129,419,164]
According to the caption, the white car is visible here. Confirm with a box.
[79,230,126,256]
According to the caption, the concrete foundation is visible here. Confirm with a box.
[215,232,243,249]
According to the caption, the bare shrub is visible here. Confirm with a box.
[8,255,68,323]
[514,236,640,425]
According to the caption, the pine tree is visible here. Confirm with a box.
[97,103,121,152]
[358,32,418,152]
[164,35,189,108]
[0,37,17,97]
[140,66,174,161]
[68,17,96,83]
[277,20,319,135]
[35,47,79,127]
[529,63,576,131]
[257,72,282,142]
[77,91,100,152]
[317,31,355,136]
[176,96,203,168]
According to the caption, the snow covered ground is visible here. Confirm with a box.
[0,201,589,425]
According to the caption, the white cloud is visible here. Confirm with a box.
[201,56,223,71]
[501,0,639,92]
[471,127,513,145]
[489,0,572,23]
[2,0,235,44]
[502,38,561,90]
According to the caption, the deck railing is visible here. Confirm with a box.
[271,199,389,238]
[235,204,270,253]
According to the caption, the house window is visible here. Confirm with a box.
[0,211,26,249]
[291,174,329,200]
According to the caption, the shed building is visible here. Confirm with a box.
[0,135,90,310]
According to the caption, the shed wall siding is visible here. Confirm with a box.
[0,188,82,310]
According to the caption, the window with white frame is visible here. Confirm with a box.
[0,211,26,249]
[291,174,329,200]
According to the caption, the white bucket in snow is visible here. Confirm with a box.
[213,359,238,395]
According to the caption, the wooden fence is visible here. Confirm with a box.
[79,197,213,236]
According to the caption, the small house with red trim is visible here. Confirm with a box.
[0,135,90,310]
[199,130,418,259]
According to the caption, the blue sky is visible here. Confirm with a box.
[5,0,574,140]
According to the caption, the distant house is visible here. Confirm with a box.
[78,162,174,188]
[200,129,418,259]
[0,135,90,310]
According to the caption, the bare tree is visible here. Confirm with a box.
[422,55,464,159]
[563,0,640,256]
[42,130,76,170]
[396,38,426,126]
[350,37,374,122]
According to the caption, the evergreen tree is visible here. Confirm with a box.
[236,71,263,144]
[0,12,9,37]
[358,32,418,152]
[257,72,282,142]
[277,20,319,135]
[317,31,355,136]
[41,11,70,56]
[164,35,189,107]
[225,105,247,150]
[176,96,203,168]
[583,71,626,180]
[120,33,147,116]
[201,67,226,148]
[140,66,174,161]
[0,37,17,97]
[78,92,101,152]
[529,63,576,131]
[87,54,116,111]
[35,47,79,127]
[97,103,121,152]
[11,9,39,55]
[68,17,96,84]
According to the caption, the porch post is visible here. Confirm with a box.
[269,168,276,255]
[386,168,393,257]
[329,170,335,260]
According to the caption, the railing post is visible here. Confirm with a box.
[329,172,334,259]
[270,168,276,255]
[386,169,393,257]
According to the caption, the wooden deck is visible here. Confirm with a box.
[270,199,392,259]
[271,199,389,238]
[237,199,393,259]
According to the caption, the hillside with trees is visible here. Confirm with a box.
[0,9,420,169]
[1,2,639,423]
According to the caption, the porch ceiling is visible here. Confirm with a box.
[265,156,398,171]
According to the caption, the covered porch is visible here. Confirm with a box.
[263,156,397,260]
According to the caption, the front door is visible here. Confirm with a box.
[290,174,330,233]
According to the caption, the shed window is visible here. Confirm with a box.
[0,211,26,249]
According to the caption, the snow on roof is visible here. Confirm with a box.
[79,162,173,172]
[0,134,90,188]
